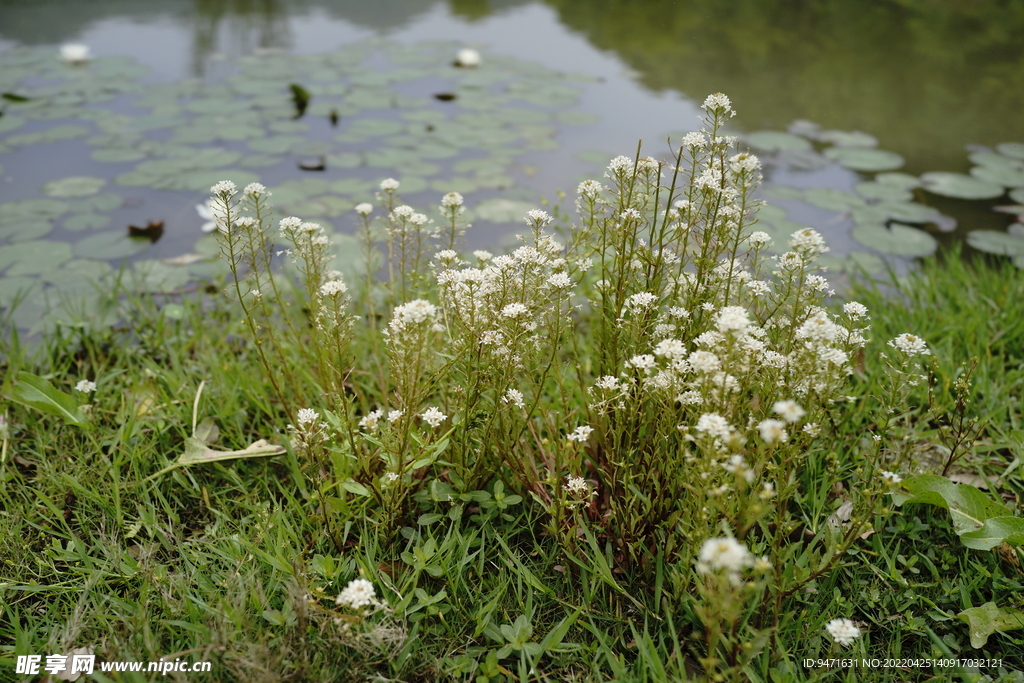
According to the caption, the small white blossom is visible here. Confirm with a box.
[502,389,525,409]
[627,354,656,372]
[297,408,319,426]
[747,231,772,247]
[698,536,750,573]
[715,306,751,333]
[594,376,620,391]
[702,93,733,114]
[336,579,377,610]
[60,44,92,64]
[456,48,481,67]
[501,303,529,318]
[421,407,447,428]
[75,380,96,393]
[564,475,594,499]
[788,228,829,257]
[359,410,383,431]
[210,180,237,196]
[244,182,267,197]
[547,272,573,288]
[825,618,862,647]
[758,419,788,444]
[881,471,902,484]
[772,400,806,424]
[441,191,464,208]
[567,425,594,442]
[472,250,492,261]
[355,203,373,216]
[387,410,404,422]
[320,279,348,297]
[888,333,930,357]
[525,209,553,226]
[682,132,706,149]
[577,179,603,198]
[695,413,732,440]
[843,301,869,320]
[379,178,400,191]
[625,292,658,312]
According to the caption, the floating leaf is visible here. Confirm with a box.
[802,187,864,211]
[970,164,1024,188]
[965,230,1024,256]
[957,603,1024,648]
[2,372,88,427]
[64,213,111,232]
[1012,188,1024,204]
[43,176,106,198]
[968,151,1024,171]
[854,182,913,202]
[470,198,538,223]
[75,231,151,259]
[823,146,904,171]
[0,240,73,275]
[874,201,943,224]
[920,172,1004,200]
[875,172,921,189]
[742,131,813,153]
[996,142,1024,160]
[850,223,937,257]
[817,129,877,147]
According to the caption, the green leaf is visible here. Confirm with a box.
[743,131,813,153]
[816,129,877,147]
[823,147,904,171]
[891,474,1011,536]
[43,176,106,198]
[957,602,1024,648]
[996,142,1024,160]
[147,436,284,480]
[920,172,1005,200]
[850,223,937,257]
[339,480,371,497]
[966,230,1024,256]
[2,372,88,427]
[959,517,1024,550]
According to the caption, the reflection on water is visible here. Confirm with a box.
[3,0,1020,174]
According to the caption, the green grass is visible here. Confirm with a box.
[1,250,1023,683]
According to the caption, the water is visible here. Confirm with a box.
[2,0,1023,331]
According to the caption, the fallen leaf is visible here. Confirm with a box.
[128,220,164,242]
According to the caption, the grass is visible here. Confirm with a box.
[1,240,1023,683]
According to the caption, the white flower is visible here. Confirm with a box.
[75,380,96,393]
[250,289,262,301]
[297,408,319,426]
[825,618,862,647]
[702,93,732,114]
[355,202,373,216]
[747,231,772,247]
[625,292,658,312]
[682,132,706,149]
[435,249,459,262]
[715,306,751,333]
[196,200,227,233]
[788,228,829,257]
[758,419,788,444]
[210,180,237,196]
[547,272,573,289]
[525,209,553,226]
[722,455,754,483]
[472,250,492,261]
[359,410,383,431]
[456,48,481,67]
[698,537,750,573]
[502,389,525,409]
[606,155,634,176]
[336,579,377,609]
[843,301,869,320]
[244,182,267,197]
[577,179,603,198]
[729,152,760,173]
[594,376,620,391]
[387,410,404,422]
[421,407,447,428]
[567,425,594,442]
[888,333,930,357]
[627,354,656,372]
[695,413,732,440]
[320,279,348,297]
[60,44,91,64]
[688,350,721,374]
[379,178,400,191]
[390,300,437,332]
[441,191,464,208]
[653,338,687,360]
[564,475,594,498]
[881,471,902,484]
[772,400,806,424]
[501,303,529,318]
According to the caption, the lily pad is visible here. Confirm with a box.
[968,151,1024,171]
[64,213,111,231]
[996,142,1024,160]
[75,231,152,259]
[823,147,904,171]
[966,230,1024,256]
[91,148,147,163]
[851,223,937,257]
[0,240,73,275]
[469,198,539,224]
[1012,188,1024,204]
[874,201,943,224]
[802,187,864,212]
[854,182,913,202]
[43,259,114,289]
[742,131,813,153]
[43,176,106,198]
[875,172,921,190]
[920,172,1005,200]
[970,164,1024,188]
[0,218,53,242]
[817,130,877,147]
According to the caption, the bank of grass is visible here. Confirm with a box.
[0,248,1022,683]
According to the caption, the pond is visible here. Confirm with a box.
[2,0,1023,333]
